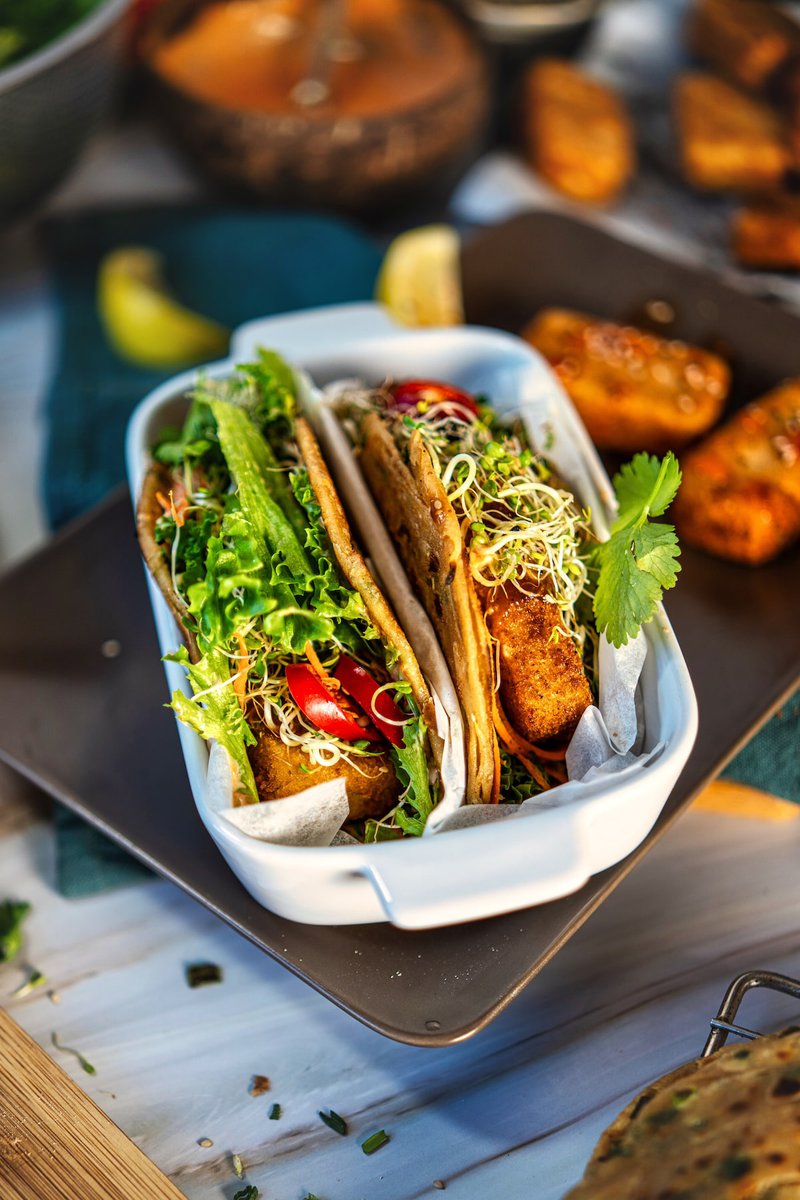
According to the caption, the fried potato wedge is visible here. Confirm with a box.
[523,307,730,453]
[688,0,800,93]
[674,73,789,192]
[522,58,635,206]
[482,587,592,745]
[359,413,499,804]
[673,379,800,564]
[732,195,800,269]
[249,731,399,821]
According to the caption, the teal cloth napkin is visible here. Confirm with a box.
[42,205,381,895]
[41,205,798,896]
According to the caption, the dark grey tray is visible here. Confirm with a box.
[1,212,798,1046]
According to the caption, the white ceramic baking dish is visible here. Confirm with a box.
[126,303,697,929]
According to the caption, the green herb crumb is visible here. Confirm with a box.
[51,1032,96,1076]
[719,1155,752,1180]
[12,967,46,998]
[185,962,223,988]
[319,1109,348,1136]
[0,900,30,963]
[361,1129,390,1155]
[269,1103,281,1120]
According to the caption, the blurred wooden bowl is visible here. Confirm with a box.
[142,0,491,215]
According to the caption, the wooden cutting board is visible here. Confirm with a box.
[0,1007,186,1200]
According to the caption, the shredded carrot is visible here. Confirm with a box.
[530,742,569,762]
[232,633,249,711]
[156,486,188,527]
[492,695,553,792]
[304,641,331,681]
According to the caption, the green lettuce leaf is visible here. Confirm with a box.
[391,717,435,837]
[210,400,312,580]
[168,644,258,803]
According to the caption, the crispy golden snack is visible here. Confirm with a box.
[673,379,800,565]
[565,1027,800,1199]
[522,58,635,206]
[674,73,789,192]
[688,0,800,93]
[482,587,592,745]
[359,413,498,804]
[137,461,200,663]
[295,416,440,763]
[733,195,800,270]
[523,307,730,454]
[249,732,399,820]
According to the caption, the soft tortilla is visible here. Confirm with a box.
[565,1027,800,1199]
[358,413,498,804]
[136,461,199,663]
[295,416,441,769]
[138,418,442,819]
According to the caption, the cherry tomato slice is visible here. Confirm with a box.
[334,655,405,747]
[285,664,381,742]
[388,380,478,422]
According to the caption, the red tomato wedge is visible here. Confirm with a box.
[285,664,382,742]
[388,380,478,422]
[334,656,406,747]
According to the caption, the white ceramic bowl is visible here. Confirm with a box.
[126,303,698,929]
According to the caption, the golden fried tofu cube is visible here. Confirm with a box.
[522,58,635,206]
[732,195,800,269]
[674,380,800,564]
[523,307,730,454]
[674,73,789,192]
[483,588,592,745]
[688,0,800,93]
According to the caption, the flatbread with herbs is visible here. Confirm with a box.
[565,1028,800,1199]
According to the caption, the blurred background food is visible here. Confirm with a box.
[673,380,800,566]
[522,58,635,205]
[523,307,729,452]
[0,0,128,221]
[0,0,105,68]
[141,0,490,213]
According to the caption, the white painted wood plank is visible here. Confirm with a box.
[3,773,800,1200]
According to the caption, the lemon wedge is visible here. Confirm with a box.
[97,247,230,370]
[376,225,464,327]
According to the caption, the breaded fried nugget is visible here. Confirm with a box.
[674,73,789,192]
[523,307,730,454]
[688,0,800,94]
[522,58,635,206]
[673,380,800,565]
[249,732,400,820]
[483,587,592,745]
[732,195,800,269]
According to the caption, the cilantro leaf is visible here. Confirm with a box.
[592,452,682,648]
[613,451,683,523]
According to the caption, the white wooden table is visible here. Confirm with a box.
[2,114,800,1200]
[3,766,800,1199]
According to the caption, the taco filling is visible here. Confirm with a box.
[334,377,680,805]
[137,351,440,841]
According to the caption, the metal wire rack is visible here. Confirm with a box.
[702,969,800,1057]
